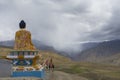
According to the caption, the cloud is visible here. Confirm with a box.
[0,0,120,52]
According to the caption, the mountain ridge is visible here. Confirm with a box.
[1,39,120,65]
[74,39,120,65]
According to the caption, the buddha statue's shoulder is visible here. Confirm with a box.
[16,29,31,35]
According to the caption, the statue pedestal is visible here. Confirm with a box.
[7,50,45,78]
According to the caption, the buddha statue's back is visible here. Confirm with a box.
[14,20,36,50]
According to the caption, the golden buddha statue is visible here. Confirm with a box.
[14,20,36,50]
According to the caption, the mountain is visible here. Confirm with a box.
[74,39,120,65]
[0,40,14,48]
[81,42,99,51]
[1,39,120,65]
[59,42,100,60]
[0,40,55,51]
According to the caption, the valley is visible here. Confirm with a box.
[1,39,120,80]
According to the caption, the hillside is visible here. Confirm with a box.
[0,40,100,57]
[0,47,88,80]
[74,39,120,65]
[0,40,54,51]
[0,46,73,65]
[2,39,120,65]
[0,47,120,80]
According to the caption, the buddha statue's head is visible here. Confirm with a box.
[19,20,26,29]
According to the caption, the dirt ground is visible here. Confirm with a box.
[44,71,88,80]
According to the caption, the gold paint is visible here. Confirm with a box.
[14,29,36,50]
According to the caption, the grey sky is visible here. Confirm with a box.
[0,0,120,51]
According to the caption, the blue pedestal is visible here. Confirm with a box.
[12,70,45,78]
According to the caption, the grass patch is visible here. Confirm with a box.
[57,63,120,80]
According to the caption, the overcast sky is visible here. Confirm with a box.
[0,0,120,51]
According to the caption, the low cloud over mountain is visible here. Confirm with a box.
[0,0,120,52]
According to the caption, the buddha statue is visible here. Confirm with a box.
[14,20,36,50]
